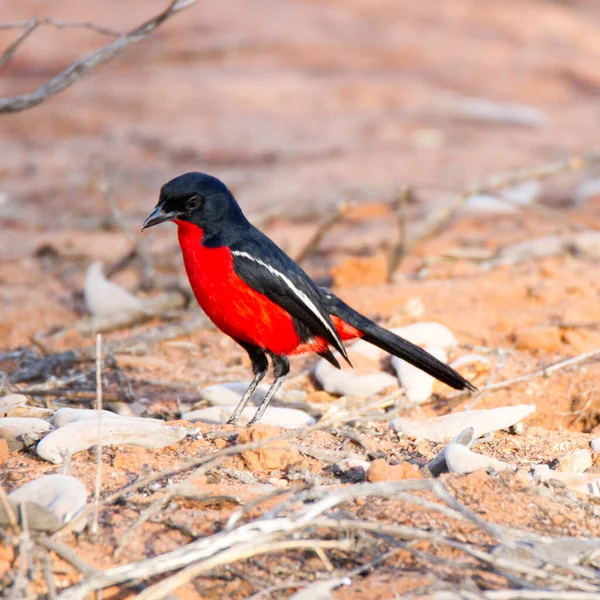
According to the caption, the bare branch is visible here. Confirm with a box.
[294,200,349,265]
[406,151,600,253]
[446,347,600,407]
[0,19,40,69]
[0,0,198,113]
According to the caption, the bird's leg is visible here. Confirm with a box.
[248,354,289,425]
[227,343,268,425]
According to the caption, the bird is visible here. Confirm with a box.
[142,172,476,425]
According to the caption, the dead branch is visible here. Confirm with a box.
[460,347,600,402]
[386,185,412,281]
[294,200,349,265]
[91,334,103,537]
[406,151,600,253]
[0,0,198,113]
[36,537,96,578]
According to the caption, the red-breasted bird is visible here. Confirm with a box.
[142,173,476,424]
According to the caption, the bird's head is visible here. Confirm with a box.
[142,172,244,232]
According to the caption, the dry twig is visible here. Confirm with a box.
[0,0,198,113]
[294,201,349,265]
[406,151,600,252]
[386,185,412,281]
[91,334,103,537]
[448,347,600,405]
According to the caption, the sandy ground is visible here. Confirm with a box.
[1,0,600,598]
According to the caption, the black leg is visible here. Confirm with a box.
[227,341,269,425]
[248,354,289,425]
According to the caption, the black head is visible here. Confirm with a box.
[142,172,247,233]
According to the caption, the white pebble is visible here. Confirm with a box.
[532,465,600,496]
[313,358,397,397]
[183,405,314,429]
[84,260,144,320]
[0,417,53,439]
[350,321,457,362]
[200,382,276,407]
[444,444,511,474]
[591,439,600,453]
[390,404,536,442]
[392,347,447,403]
[0,394,27,415]
[558,449,592,474]
[390,322,457,350]
[36,418,186,464]
[0,394,54,419]
[348,339,383,360]
[336,457,371,473]
[7,474,87,531]
[51,407,163,428]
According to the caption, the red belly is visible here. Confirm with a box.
[177,221,302,355]
[176,220,363,356]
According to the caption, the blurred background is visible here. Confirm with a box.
[2,0,600,226]
[2,0,600,353]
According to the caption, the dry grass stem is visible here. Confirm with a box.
[91,334,103,537]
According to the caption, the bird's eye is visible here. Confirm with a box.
[185,195,202,211]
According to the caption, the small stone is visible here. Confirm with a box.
[509,422,526,435]
[0,394,27,416]
[199,382,279,407]
[0,417,54,451]
[590,438,600,453]
[84,260,143,321]
[390,405,536,442]
[391,322,457,350]
[37,418,186,464]
[444,444,511,474]
[558,449,592,474]
[51,408,164,428]
[532,464,600,495]
[313,358,396,397]
[350,321,457,363]
[337,457,371,473]
[182,406,314,429]
[392,347,447,403]
[366,459,423,482]
[0,393,54,419]
[2,474,87,532]
[236,426,302,472]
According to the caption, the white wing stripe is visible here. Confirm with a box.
[232,250,340,343]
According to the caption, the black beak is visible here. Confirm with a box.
[142,203,179,231]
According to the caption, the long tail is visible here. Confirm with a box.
[320,289,477,392]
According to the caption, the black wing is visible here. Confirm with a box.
[231,227,349,363]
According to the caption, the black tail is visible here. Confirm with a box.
[321,289,477,393]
